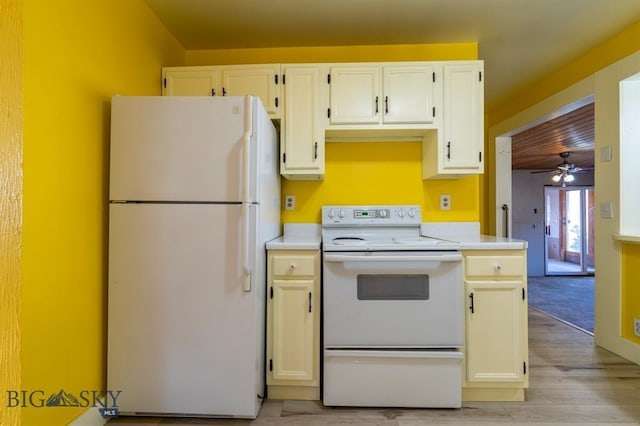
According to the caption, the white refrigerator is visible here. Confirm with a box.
[107,95,280,418]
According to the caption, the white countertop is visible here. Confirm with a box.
[450,234,527,250]
[421,221,527,250]
[267,222,527,251]
[266,223,321,250]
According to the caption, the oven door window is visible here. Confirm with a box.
[357,274,429,300]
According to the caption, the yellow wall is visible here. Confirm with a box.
[21,1,184,424]
[282,143,479,223]
[186,43,477,65]
[185,43,479,223]
[622,243,640,343]
[1,1,23,425]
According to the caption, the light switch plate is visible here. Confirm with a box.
[600,201,613,219]
[600,145,612,162]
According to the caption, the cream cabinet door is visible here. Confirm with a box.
[329,66,380,124]
[221,64,281,116]
[270,279,315,382]
[465,280,525,383]
[442,62,484,173]
[383,65,436,124]
[281,65,325,180]
[162,68,220,96]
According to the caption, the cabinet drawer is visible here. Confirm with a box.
[272,255,316,277]
[465,256,524,277]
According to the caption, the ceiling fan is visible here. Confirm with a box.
[531,152,592,187]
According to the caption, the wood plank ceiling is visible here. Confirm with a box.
[511,103,594,170]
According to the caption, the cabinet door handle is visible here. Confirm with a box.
[222,87,227,96]
[469,292,475,314]
[375,96,379,114]
[385,96,389,114]
[308,292,312,313]
[211,88,216,96]
[447,141,451,160]
[314,141,318,160]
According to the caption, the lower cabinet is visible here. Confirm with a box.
[266,250,320,400]
[462,249,529,402]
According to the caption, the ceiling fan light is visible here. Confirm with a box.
[565,174,575,183]
[551,174,562,182]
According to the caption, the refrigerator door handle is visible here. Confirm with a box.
[242,203,252,292]
[242,96,253,203]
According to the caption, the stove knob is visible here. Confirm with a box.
[338,209,345,218]
[379,209,388,218]
[408,208,416,218]
[398,209,405,218]
[327,209,335,218]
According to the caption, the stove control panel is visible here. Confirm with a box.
[354,208,388,219]
[322,205,422,226]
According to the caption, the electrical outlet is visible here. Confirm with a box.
[634,318,640,337]
[285,195,296,211]
[440,194,451,211]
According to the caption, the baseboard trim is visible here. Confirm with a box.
[462,387,525,402]
[267,385,320,400]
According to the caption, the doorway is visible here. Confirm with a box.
[544,186,595,275]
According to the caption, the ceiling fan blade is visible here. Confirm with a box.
[530,169,557,174]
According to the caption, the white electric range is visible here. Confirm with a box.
[321,205,464,408]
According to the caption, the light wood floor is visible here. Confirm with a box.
[109,309,640,425]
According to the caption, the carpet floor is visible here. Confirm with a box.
[527,275,594,333]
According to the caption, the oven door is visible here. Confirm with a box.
[323,251,463,348]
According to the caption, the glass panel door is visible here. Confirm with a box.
[544,186,594,275]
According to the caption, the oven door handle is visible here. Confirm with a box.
[323,254,462,263]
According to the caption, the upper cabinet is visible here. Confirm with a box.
[328,65,379,124]
[383,65,438,124]
[328,63,440,126]
[423,61,484,178]
[162,60,484,180]
[221,65,281,116]
[281,65,327,180]
[162,64,281,118]
[162,67,220,96]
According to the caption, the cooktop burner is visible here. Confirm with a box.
[331,237,367,246]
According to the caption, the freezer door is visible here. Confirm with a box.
[110,96,258,203]
[107,203,262,417]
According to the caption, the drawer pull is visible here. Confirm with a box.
[494,264,502,272]
[289,263,296,271]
